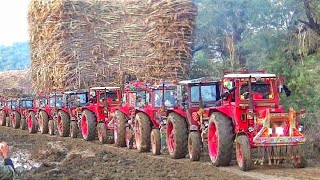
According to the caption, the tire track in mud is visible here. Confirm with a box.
[0,126,319,180]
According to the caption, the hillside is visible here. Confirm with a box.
[0,70,32,95]
[0,42,30,71]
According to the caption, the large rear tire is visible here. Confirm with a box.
[48,120,55,135]
[97,123,108,144]
[20,118,27,130]
[114,110,126,147]
[208,112,234,166]
[236,135,252,171]
[151,128,161,155]
[39,111,49,134]
[135,113,151,152]
[81,110,96,141]
[12,111,21,129]
[188,131,201,161]
[57,111,70,137]
[0,110,6,126]
[70,121,78,138]
[166,113,188,159]
[28,111,38,134]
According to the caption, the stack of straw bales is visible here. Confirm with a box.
[28,0,196,93]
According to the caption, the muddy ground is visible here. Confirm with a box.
[0,126,319,180]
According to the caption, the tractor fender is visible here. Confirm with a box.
[166,109,189,127]
[135,109,158,127]
[116,106,130,117]
[208,106,232,119]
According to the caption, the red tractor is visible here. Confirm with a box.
[162,78,220,160]
[10,97,34,129]
[0,98,9,126]
[113,81,149,148]
[80,87,121,143]
[206,71,306,171]
[6,98,19,127]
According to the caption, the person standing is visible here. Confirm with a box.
[0,142,15,180]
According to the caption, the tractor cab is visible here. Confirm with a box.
[49,93,64,109]
[88,87,121,108]
[0,98,6,110]
[64,90,88,108]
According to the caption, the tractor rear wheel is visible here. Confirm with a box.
[236,135,252,171]
[81,110,96,141]
[114,110,126,147]
[39,111,49,134]
[20,118,26,130]
[151,128,161,155]
[48,120,55,135]
[12,111,21,129]
[97,123,108,144]
[135,112,151,152]
[292,145,307,168]
[70,121,78,138]
[0,110,6,126]
[57,111,70,137]
[6,117,10,127]
[28,111,38,134]
[208,112,234,166]
[188,131,201,161]
[166,112,188,159]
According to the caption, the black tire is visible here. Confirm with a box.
[70,121,78,138]
[28,111,38,134]
[97,123,108,144]
[292,145,307,168]
[81,110,96,141]
[106,129,114,144]
[12,111,21,129]
[48,120,55,135]
[58,111,70,137]
[151,128,161,155]
[188,131,201,161]
[135,112,151,152]
[208,112,234,166]
[166,113,188,159]
[0,110,6,126]
[39,111,49,134]
[236,135,252,171]
[20,118,26,130]
[6,117,10,127]
[114,110,126,147]
[126,127,134,149]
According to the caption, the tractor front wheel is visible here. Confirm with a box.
[151,128,161,155]
[135,113,151,152]
[236,135,252,171]
[20,118,26,130]
[0,111,6,126]
[188,131,201,161]
[97,123,108,144]
[208,112,234,166]
[81,110,96,141]
[39,111,49,134]
[28,111,38,134]
[114,110,126,147]
[57,111,70,137]
[48,120,55,135]
[6,117,10,127]
[126,127,134,149]
[12,111,21,129]
[70,121,78,138]
[166,113,188,159]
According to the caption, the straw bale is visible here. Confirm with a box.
[28,0,196,93]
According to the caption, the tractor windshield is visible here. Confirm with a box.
[240,81,273,100]
[136,91,147,108]
[22,100,33,108]
[49,96,63,107]
[38,98,47,108]
[154,90,176,107]
[190,85,218,103]
[68,93,88,106]
[0,101,5,108]
[11,101,18,109]
[100,91,118,103]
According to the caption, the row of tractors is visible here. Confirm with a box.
[0,70,306,171]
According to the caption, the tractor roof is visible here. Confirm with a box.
[90,87,120,90]
[179,77,220,85]
[224,73,276,78]
[64,89,88,94]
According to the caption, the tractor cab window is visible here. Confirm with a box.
[49,96,63,107]
[190,85,217,103]
[11,101,18,109]
[154,90,176,107]
[106,91,118,102]
[0,101,5,108]
[23,100,33,108]
[240,81,273,100]
[136,91,146,108]
[39,98,47,108]
[89,91,97,103]
[69,93,88,106]
[7,101,11,108]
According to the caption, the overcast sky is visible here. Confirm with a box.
[0,0,30,46]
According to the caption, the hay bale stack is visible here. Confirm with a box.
[144,0,196,81]
[28,0,196,93]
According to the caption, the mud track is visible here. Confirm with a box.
[0,126,319,180]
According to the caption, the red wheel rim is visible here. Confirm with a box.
[208,121,219,160]
[135,120,140,146]
[236,140,243,167]
[81,115,88,138]
[57,114,62,134]
[98,125,102,141]
[27,114,33,130]
[167,121,174,153]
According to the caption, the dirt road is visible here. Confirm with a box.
[0,126,319,180]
